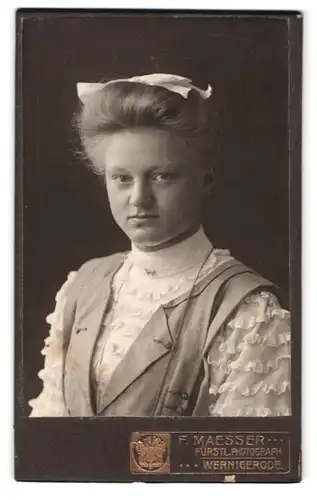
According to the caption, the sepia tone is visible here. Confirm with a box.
[15,10,301,482]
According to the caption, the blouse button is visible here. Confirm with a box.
[176,407,184,414]
[181,392,189,400]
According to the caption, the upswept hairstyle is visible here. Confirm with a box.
[75,80,214,175]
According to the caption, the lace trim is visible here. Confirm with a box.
[228,355,290,374]
[208,359,233,376]
[227,308,290,330]
[215,330,291,359]
[209,353,290,376]
[28,271,77,414]
[92,251,233,389]
[207,331,290,371]
[210,404,291,417]
[29,395,68,417]
[243,290,279,306]
[123,253,232,302]
[217,378,290,396]
[207,295,290,365]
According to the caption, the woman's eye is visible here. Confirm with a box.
[112,174,133,184]
[152,173,174,182]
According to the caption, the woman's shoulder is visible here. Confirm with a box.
[76,251,127,277]
[205,252,277,306]
[227,290,290,332]
[56,252,127,301]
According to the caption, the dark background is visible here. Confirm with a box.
[20,13,290,411]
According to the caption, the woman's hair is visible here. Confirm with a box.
[75,80,215,175]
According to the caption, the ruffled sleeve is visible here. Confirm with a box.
[28,271,77,417]
[207,291,291,417]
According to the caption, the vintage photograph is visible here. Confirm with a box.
[28,72,291,418]
[15,9,301,481]
[22,12,293,419]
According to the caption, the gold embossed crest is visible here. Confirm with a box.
[224,475,236,483]
[130,432,170,474]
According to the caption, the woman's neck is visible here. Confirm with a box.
[129,225,213,278]
[133,222,201,253]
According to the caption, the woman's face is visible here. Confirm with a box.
[103,129,209,250]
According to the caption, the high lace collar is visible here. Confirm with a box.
[128,227,213,278]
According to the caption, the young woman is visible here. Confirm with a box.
[29,73,291,417]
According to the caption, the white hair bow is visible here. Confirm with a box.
[77,73,212,104]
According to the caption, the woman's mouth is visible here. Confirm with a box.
[129,214,158,220]
[128,214,159,226]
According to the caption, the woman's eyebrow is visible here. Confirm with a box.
[107,163,182,173]
[150,163,182,171]
[106,166,131,173]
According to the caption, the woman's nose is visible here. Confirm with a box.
[130,180,154,208]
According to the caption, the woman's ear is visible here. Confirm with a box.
[202,167,214,195]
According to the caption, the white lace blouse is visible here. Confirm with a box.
[29,228,291,417]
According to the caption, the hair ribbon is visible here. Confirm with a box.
[77,73,212,104]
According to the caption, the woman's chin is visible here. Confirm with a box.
[128,230,194,252]
[129,232,166,249]
[124,227,170,249]
[123,222,200,251]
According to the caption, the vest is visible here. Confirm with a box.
[61,253,275,417]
